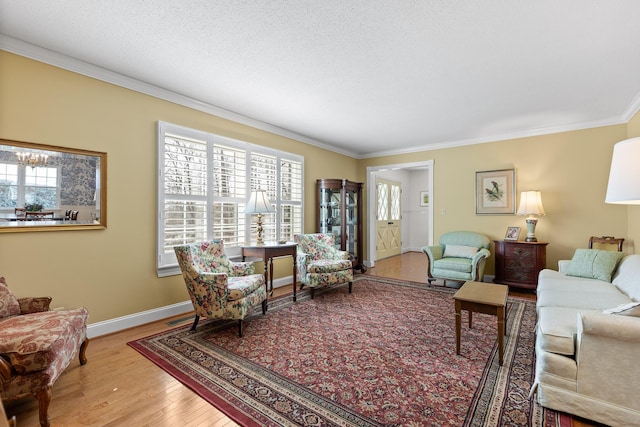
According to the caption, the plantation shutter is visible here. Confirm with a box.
[159,131,209,268]
[157,121,304,276]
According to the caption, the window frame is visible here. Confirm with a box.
[157,121,304,277]
[0,162,60,210]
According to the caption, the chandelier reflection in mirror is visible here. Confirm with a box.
[16,151,49,168]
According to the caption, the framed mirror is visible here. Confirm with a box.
[0,139,106,232]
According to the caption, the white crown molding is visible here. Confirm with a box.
[622,91,640,123]
[0,35,358,158]
[359,116,628,159]
[2,34,638,160]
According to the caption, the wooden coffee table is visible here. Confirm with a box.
[454,281,509,365]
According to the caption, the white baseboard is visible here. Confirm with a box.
[87,301,194,338]
[87,275,295,338]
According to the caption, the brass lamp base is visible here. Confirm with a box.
[256,213,265,245]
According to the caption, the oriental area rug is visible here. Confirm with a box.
[128,277,571,426]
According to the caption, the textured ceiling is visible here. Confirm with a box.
[1,1,640,158]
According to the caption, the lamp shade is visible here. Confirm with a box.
[243,190,275,214]
[517,191,545,216]
[605,137,640,204]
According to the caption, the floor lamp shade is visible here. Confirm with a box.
[605,137,640,204]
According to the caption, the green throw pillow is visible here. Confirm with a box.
[565,249,625,282]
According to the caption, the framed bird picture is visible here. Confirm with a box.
[475,169,516,215]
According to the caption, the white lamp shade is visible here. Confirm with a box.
[243,190,275,214]
[605,137,640,204]
[517,191,545,215]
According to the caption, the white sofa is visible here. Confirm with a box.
[531,252,640,427]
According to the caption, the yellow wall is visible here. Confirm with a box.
[1,50,638,326]
[359,125,631,272]
[0,52,357,323]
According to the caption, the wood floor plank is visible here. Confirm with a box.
[2,252,596,426]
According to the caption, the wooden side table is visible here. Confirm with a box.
[454,281,509,365]
[493,240,548,290]
[240,242,298,302]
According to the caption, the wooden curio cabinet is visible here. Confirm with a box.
[316,179,366,272]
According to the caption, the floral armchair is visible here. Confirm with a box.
[421,231,491,287]
[174,240,267,337]
[294,233,354,299]
[0,277,89,427]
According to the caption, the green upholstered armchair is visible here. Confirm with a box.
[421,231,491,287]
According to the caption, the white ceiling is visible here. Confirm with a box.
[1,1,640,158]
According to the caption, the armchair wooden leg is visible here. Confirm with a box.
[79,338,89,365]
[36,386,52,427]
[261,299,267,314]
[348,281,352,293]
[310,287,315,299]
[238,320,244,337]
[190,315,200,331]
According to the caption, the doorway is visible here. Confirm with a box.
[366,160,434,269]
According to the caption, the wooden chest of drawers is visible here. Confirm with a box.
[493,240,548,290]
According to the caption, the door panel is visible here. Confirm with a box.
[376,178,401,260]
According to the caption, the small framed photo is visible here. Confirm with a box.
[420,191,429,207]
[504,226,520,241]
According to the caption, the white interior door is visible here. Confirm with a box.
[376,178,402,260]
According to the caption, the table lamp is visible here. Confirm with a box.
[243,190,275,245]
[517,191,545,242]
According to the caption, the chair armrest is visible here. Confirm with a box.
[0,355,14,381]
[471,248,490,265]
[575,312,640,408]
[578,311,640,343]
[229,261,256,276]
[17,296,52,314]
[296,252,310,269]
[421,245,444,261]
[195,272,230,297]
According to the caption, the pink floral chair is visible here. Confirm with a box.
[294,233,354,299]
[174,240,267,337]
[0,277,89,427]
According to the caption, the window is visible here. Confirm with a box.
[157,122,304,276]
[0,163,59,209]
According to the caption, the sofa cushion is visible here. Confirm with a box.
[537,283,631,311]
[0,277,20,319]
[0,307,88,374]
[433,257,472,273]
[307,259,352,274]
[537,269,618,295]
[443,244,478,259]
[612,254,640,301]
[536,307,594,356]
[565,249,624,282]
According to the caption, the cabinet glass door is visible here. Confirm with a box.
[319,187,342,250]
[345,188,357,257]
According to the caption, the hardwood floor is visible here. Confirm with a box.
[4,252,599,426]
